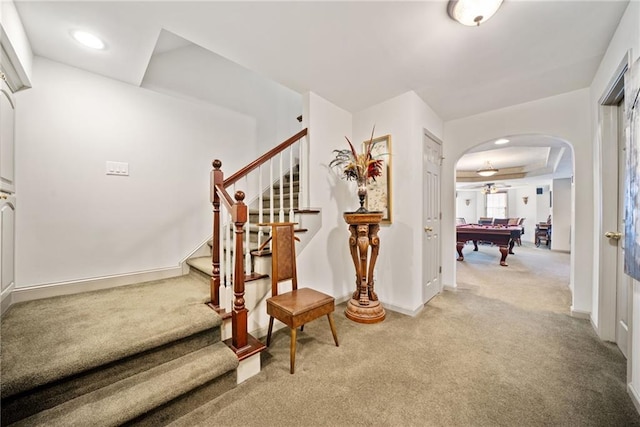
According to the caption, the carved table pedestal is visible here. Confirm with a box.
[343,211,385,324]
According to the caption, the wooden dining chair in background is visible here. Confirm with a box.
[260,222,339,374]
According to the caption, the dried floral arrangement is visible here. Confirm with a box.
[330,126,384,184]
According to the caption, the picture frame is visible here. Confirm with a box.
[363,134,392,224]
[624,58,640,281]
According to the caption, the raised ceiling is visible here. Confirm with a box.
[456,134,573,189]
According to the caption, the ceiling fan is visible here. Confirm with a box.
[461,182,512,193]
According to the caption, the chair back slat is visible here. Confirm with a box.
[268,222,299,296]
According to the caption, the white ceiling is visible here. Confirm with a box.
[14,0,629,120]
[12,0,630,188]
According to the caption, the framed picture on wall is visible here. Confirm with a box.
[363,134,392,224]
[624,58,640,281]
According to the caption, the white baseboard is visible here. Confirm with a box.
[570,306,591,319]
[628,383,640,415]
[1,283,14,316]
[383,301,424,317]
[10,266,185,305]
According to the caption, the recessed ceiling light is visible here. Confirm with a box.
[495,138,509,145]
[71,30,106,50]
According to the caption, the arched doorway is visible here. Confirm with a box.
[451,134,575,306]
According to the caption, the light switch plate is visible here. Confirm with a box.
[106,161,129,176]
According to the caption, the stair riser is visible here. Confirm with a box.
[125,370,237,427]
[261,199,299,210]
[1,330,220,425]
[264,183,300,196]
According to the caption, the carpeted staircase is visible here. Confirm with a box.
[1,162,318,426]
[187,163,313,283]
[0,272,239,426]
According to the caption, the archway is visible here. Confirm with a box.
[450,134,576,308]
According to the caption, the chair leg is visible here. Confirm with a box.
[290,327,297,374]
[327,313,339,347]
[266,317,274,347]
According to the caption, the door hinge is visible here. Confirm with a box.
[439,266,442,273]
[439,212,442,220]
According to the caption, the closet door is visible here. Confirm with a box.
[1,77,15,194]
[0,195,15,293]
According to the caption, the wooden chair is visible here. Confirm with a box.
[535,222,551,247]
[478,217,493,225]
[493,218,509,226]
[261,222,339,374]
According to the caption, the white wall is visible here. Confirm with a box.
[296,92,354,300]
[443,89,590,316]
[15,57,257,287]
[536,185,551,224]
[455,190,477,224]
[299,90,443,316]
[511,186,538,244]
[352,91,443,314]
[141,44,302,154]
[552,178,571,252]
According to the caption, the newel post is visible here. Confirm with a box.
[231,190,249,351]
[210,159,223,311]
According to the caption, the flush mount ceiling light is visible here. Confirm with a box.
[71,30,106,50]
[494,138,509,145]
[477,161,499,177]
[447,0,504,26]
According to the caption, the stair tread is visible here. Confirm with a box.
[0,275,220,399]
[14,343,239,427]
[187,257,268,283]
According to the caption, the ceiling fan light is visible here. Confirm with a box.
[447,0,504,26]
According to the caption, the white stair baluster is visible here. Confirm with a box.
[289,146,295,221]
[258,165,264,250]
[279,153,285,222]
[244,176,251,275]
[269,158,274,225]
[300,133,308,209]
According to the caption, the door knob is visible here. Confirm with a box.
[605,231,622,240]
[424,227,433,232]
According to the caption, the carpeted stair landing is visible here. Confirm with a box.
[0,273,239,426]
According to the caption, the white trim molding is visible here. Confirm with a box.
[1,282,15,316]
[628,383,640,414]
[10,266,185,305]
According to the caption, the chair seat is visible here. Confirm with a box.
[267,288,335,328]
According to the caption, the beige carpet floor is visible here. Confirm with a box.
[169,243,640,426]
[1,274,218,398]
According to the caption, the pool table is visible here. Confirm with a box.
[456,224,523,266]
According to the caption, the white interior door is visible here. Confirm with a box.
[1,196,15,295]
[422,132,442,304]
[616,100,630,358]
[0,77,15,194]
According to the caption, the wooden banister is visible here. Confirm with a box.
[210,129,308,360]
[210,160,250,352]
[224,128,308,187]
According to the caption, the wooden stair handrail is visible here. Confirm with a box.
[223,128,308,187]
